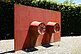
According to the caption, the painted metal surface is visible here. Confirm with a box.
[46,22,60,42]
[14,4,61,51]
[30,21,46,47]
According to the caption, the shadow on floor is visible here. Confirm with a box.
[23,47,38,52]
[0,50,15,54]
[42,43,53,48]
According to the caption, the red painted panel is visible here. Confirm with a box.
[14,4,61,51]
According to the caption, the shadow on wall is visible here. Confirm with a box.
[22,25,55,50]
[22,26,39,49]
[41,25,54,45]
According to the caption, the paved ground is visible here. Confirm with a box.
[0,36,81,54]
[0,39,14,54]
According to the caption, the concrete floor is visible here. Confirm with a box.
[0,36,81,54]
[0,39,14,54]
